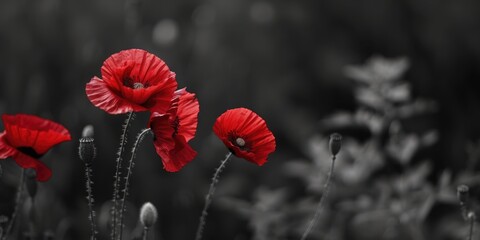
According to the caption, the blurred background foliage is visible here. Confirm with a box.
[1,0,480,239]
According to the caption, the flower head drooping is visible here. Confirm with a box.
[0,114,71,181]
[149,88,199,172]
[86,49,178,114]
[213,108,276,165]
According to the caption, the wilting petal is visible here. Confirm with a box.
[150,113,176,151]
[175,89,199,142]
[157,137,197,172]
[13,151,52,181]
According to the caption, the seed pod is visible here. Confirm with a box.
[457,185,469,204]
[79,137,96,166]
[25,168,37,199]
[329,133,342,157]
[139,202,158,229]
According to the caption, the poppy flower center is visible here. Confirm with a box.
[123,77,145,89]
[133,82,144,89]
[235,137,246,147]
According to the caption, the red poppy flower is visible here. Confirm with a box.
[0,114,71,181]
[213,108,275,166]
[149,88,199,172]
[86,49,178,114]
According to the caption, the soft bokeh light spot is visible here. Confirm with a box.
[249,1,275,24]
[152,19,179,46]
[192,4,216,27]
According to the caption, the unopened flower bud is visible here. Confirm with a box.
[82,125,94,138]
[329,133,342,157]
[25,168,37,199]
[79,137,96,165]
[139,202,158,229]
[457,185,470,204]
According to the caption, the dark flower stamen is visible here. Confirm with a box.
[172,117,180,136]
[123,77,145,89]
[17,147,43,159]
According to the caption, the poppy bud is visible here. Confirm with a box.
[25,168,37,199]
[82,125,94,138]
[329,133,342,157]
[79,137,96,166]
[457,185,470,204]
[139,202,158,229]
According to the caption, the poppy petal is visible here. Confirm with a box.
[175,89,199,142]
[0,132,17,159]
[13,151,52,181]
[150,113,176,151]
[157,137,197,172]
[142,72,178,113]
[2,114,71,155]
[86,77,149,114]
[88,49,177,115]
[101,49,172,88]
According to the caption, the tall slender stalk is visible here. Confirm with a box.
[2,169,25,240]
[468,212,475,240]
[300,156,336,240]
[79,135,97,240]
[118,128,152,240]
[85,164,97,240]
[142,227,148,240]
[112,112,135,240]
[194,152,233,240]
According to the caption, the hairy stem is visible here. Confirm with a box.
[300,156,336,240]
[2,169,25,240]
[112,112,134,240]
[194,152,233,240]
[85,164,97,240]
[118,128,151,240]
